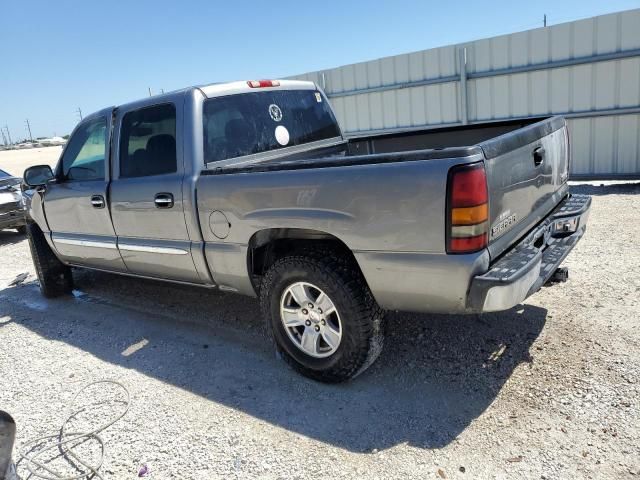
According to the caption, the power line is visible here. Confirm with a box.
[25,119,33,142]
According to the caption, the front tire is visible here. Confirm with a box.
[25,223,73,298]
[260,253,384,383]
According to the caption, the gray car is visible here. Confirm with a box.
[22,79,591,382]
[0,168,26,234]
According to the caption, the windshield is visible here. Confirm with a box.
[203,89,341,164]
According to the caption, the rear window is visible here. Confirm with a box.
[0,169,10,178]
[203,89,340,164]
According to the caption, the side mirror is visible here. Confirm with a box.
[23,165,54,188]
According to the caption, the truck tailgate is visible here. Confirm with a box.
[480,116,570,259]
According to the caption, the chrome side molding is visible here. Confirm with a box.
[118,244,189,255]
[53,237,117,250]
[53,235,189,256]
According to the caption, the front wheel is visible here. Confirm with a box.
[260,253,385,383]
[26,222,73,298]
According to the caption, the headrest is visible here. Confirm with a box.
[146,134,176,154]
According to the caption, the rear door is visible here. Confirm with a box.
[480,116,570,259]
[109,97,201,283]
[44,110,127,271]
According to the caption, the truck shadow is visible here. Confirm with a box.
[1,270,546,452]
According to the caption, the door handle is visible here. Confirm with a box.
[154,193,174,208]
[533,147,545,167]
[90,195,105,208]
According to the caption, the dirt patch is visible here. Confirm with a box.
[0,146,61,177]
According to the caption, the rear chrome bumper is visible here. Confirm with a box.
[467,193,591,312]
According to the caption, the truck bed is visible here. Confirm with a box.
[346,116,555,155]
[202,116,569,260]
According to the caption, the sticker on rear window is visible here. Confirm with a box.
[275,125,290,146]
[315,92,322,102]
[268,104,283,122]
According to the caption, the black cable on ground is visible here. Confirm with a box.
[17,381,129,480]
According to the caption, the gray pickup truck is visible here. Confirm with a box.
[23,79,591,382]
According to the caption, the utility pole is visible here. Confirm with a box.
[76,107,83,121]
[148,87,152,97]
[543,14,547,27]
[25,119,33,142]
[4,125,12,145]
[1,129,7,146]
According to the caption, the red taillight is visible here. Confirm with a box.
[450,234,488,252]
[247,80,281,88]
[450,165,488,206]
[447,163,489,254]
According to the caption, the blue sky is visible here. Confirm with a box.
[1,0,638,139]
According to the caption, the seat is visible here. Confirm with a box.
[145,134,177,175]
[127,149,147,177]
[224,119,255,158]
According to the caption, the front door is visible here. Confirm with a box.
[45,111,126,272]
[109,99,201,283]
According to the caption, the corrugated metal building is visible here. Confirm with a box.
[290,9,640,179]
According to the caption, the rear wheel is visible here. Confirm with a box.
[26,223,73,298]
[15,225,26,235]
[260,252,384,383]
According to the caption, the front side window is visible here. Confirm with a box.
[60,118,107,181]
[203,89,341,164]
[119,104,177,178]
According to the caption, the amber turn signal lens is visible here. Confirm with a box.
[451,204,488,225]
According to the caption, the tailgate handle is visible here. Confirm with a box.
[533,147,545,167]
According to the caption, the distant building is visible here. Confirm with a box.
[36,136,67,147]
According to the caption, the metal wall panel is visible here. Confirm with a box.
[568,114,640,176]
[289,9,640,177]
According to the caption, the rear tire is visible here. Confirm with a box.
[26,223,73,298]
[15,225,26,235]
[260,252,385,383]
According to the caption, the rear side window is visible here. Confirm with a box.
[119,104,177,178]
[203,89,341,164]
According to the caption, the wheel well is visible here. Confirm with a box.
[248,228,359,290]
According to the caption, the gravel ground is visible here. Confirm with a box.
[0,182,639,479]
